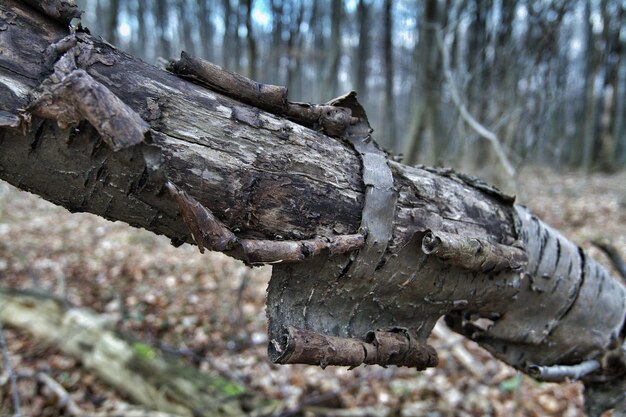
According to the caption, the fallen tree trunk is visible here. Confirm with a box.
[0,1,625,414]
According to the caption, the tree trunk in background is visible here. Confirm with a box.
[2,3,626,415]
[579,1,598,170]
[135,0,148,60]
[403,0,440,165]
[323,0,342,101]
[106,0,119,46]
[382,0,395,150]
[402,4,426,165]
[270,0,284,85]
[615,16,626,166]
[177,0,196,57]
[354,0,369,99]
[244,0,256,79]
[198,0,215,61]
[233,0,242,73]
[154,0,171,59]
[286,1,304,99]
[598,1,623,171]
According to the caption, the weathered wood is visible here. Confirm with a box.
[1,2,626,413]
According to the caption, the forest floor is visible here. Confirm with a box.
[0,166,624,417]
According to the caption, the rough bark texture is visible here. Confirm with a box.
[1,2,625,414]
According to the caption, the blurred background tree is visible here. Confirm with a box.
[76,0,626,180]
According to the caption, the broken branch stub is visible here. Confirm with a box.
[271,327,438,370]
[167,52,357,137]
[165,181,238,253]
[421,230,527,273]
[240,235,364,264]
[167,52,288,114]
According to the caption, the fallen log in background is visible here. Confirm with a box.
[1,1,625,415]
[0,287,269,417]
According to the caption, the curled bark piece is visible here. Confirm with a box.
[21,0,81,24]
[29,68,149,151]
[165,181,238,253]
[528,360,600,382]
[271,326,437,370]
[240,234,364,264]
[422,230,527,273]
[167,52,287,114]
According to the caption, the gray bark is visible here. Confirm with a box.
[1,1,625,414]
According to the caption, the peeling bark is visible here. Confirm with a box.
[1,1,626,413]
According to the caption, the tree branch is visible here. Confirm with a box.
[1,2,626,414]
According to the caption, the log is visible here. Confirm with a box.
[1,1,625,414]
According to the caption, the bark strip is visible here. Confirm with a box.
[271,327,437,370]
[421,230,527,273]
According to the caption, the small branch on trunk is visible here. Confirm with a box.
[166,52,358,137]
[422,230,527,273]
[28,52,149,151]
[270,326,438,370]
[528,360,601,382]
[166,52,288,114]
[165,180,364,264]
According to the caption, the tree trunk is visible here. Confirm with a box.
[1,2,625,414]
[382,0,395,150]
[198,0,214,61]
